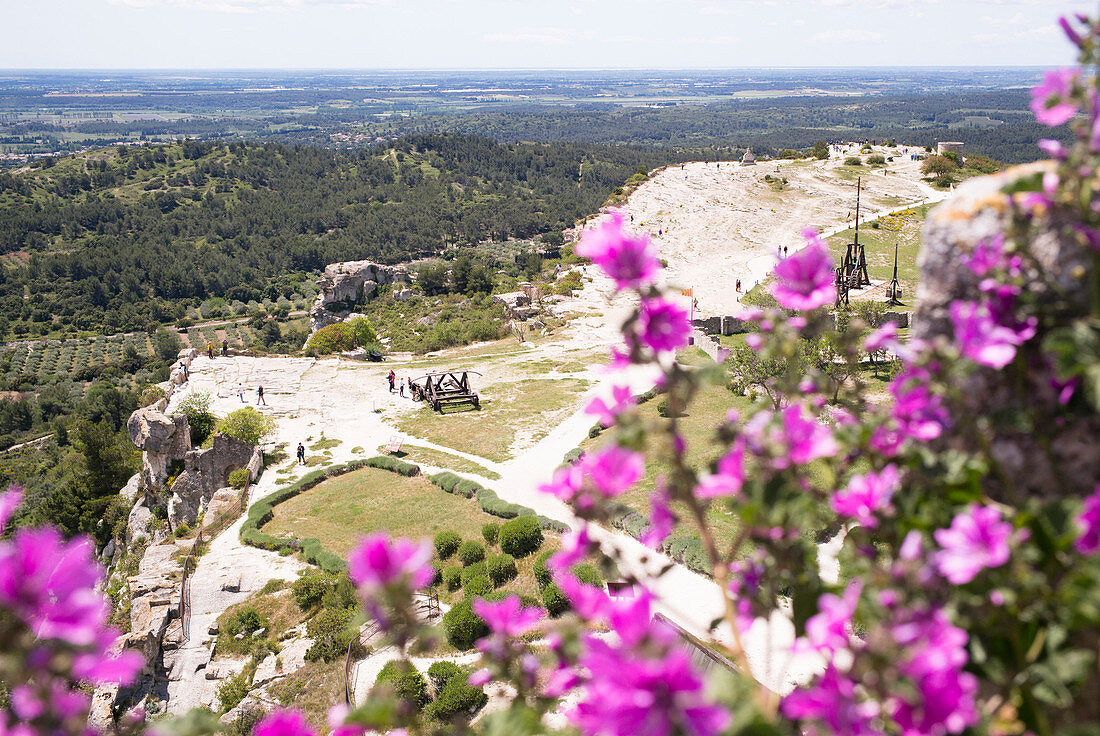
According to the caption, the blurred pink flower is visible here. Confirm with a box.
[347,533,434,596]
[890,365,950,443]
[781,404,840,466]
[638,297,691,353]
[694,440,746,499]
[642,483,675,549]
[1030,68,1079,126]
[831,465,899,529]
[585,384,635,427]
[770,229,836,311]
[782,665,882,736]
[951,300,1031,369]
[1075,486,1100,554]
[576,210,661,290]
[540,445,644,512]
[933,505,1012,584]
[805,582,862,655]
[253,709,316,736]
[865,323,898,353]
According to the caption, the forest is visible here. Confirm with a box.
[0,135,683,339]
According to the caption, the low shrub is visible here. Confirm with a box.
[457,540,485,566]
[460,562,487,588]
[499,516,543,558]
[292,573,329,610]
[844,156,863,166]
[227,468,250,489]
[487,554,517,586]
[223,606,266,639]
[424,669,487,721]
[442,566,462,591]
[463,575,493,598]
[375,660,429,710]
[427,661,463,692]
[481,522,500,545]
[305,606,354,663]
[541,581,569,617]
[441,599,489,650]
[533,550,554,588]
[434,531,461,560]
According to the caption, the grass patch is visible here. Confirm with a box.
[309,436,341,451]
[268,660,345,729]
[265,467,504,559]
[213,589,304,658]
[397,446,501,480]
[393,377,589,463]
[825,203,932,301]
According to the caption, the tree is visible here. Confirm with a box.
[812,140,830,160]
[417,263,449,296]
[921,154,957,176]
[176,392,216,445]
[153,327,182,362]
[215,407,276,445]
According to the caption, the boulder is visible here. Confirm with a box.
[914,162,1100,500]
[127,408,190,456]
[127,500,154,544]
[309,260,410,332]
[167,434,255,530]
[395,288,415,301]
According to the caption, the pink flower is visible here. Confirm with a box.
[554,569,610,621]
[781,404,840,465]
[1038,138,1066,158]
[347,534,434,596]
[642,483,675,549]
[1030,68,1079,126]
[540,445,645,512]
[890,366,950,442]
[805,582,862,655]
[831,465,899,529]
[933,505,1013,584]
[694,440,746,499]
[253,709,316,736]
[782,665,882,736]
[549,526,595,571]
[865,323,898,353]
[1075,486,1100,554]
[0,485,21,533]
[585,384,635,427]
[638,298,692,353]
[473,595,545,659]
[951,300,1031,369]
[576,210,661,290]
[770,229,836,311]
[570,595,729,736]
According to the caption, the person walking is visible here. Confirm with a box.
[207,345,214,360]
[387,370,396,393]
[257,385,266,406]
[222,339,228,357]
[296,443,306,465]
[399,378,405,398]
[237,383,245,402]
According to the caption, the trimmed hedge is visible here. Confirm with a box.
[240,457,420,573]
[434,531,461,560]
[533,550,554,588]
[463,575,493,598]
[481,522,500,545]
[375,660,429,710]
[441,599,489,650]
[428,473,569,533]
[499,516,543,558]
[460,562,487,588]
[424,669,487,721]
[541,581,568,617]
[487,554,517,586]
[442,567,462,592]
[457,540,486,566]
[427,661,462,692]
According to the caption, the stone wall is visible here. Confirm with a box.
[168,435,256,528]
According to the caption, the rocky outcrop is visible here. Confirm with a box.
[309,260,410,332]
[493,291,539,320]
[127,407,192,492]
[168,436,257,529]
[915,161,1100,499]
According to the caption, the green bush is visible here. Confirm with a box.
[227,468,249,489]
[533,550,554,588]
[499,516,543,558]
[217,671,251,711]
[427,661,463,692]
[463,575,493,598]
[434,531,461,560]
[223,606,266,639]
[460,562,487,588]
[375,660,428,710]
[177,392,216,445]
[424,670,488,721]
[443,566,462,591]
[844,156,863,166]
[487,554,517,586]
[305,606,353,662]
[457,540,485,566]
[867,154,886,165]
[292,573,329,610]
[215,407,277,445]
[573,563,603,587]
[431,472,462,494]
[364,455,420,476]
[541,581,569,617]
[481,522,500,545]
[442,599,489,650]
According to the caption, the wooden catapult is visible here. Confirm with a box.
[835,177,871,308]
[886,243,904,306]
[409,370,481,412]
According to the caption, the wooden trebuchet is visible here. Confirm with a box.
[409,370,482,412]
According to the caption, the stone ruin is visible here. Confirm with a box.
[309,260,411,333]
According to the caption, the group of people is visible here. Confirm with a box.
[387,370,413,398]
[206,339,230,360]
[236,382,266,405]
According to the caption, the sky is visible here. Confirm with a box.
[2,0,1095,69]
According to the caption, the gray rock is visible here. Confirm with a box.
[915,162,1100,500]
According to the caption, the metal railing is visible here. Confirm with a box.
[343,587,442,707]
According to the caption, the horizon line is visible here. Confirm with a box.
[0,65,1054,73]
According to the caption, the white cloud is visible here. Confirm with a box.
[811,28,885,44]
[483,26,642,46]
[107,0,388,12]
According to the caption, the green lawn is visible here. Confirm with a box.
[265,467,491,557]
[393,377,589,463]
[396,445,501,480]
